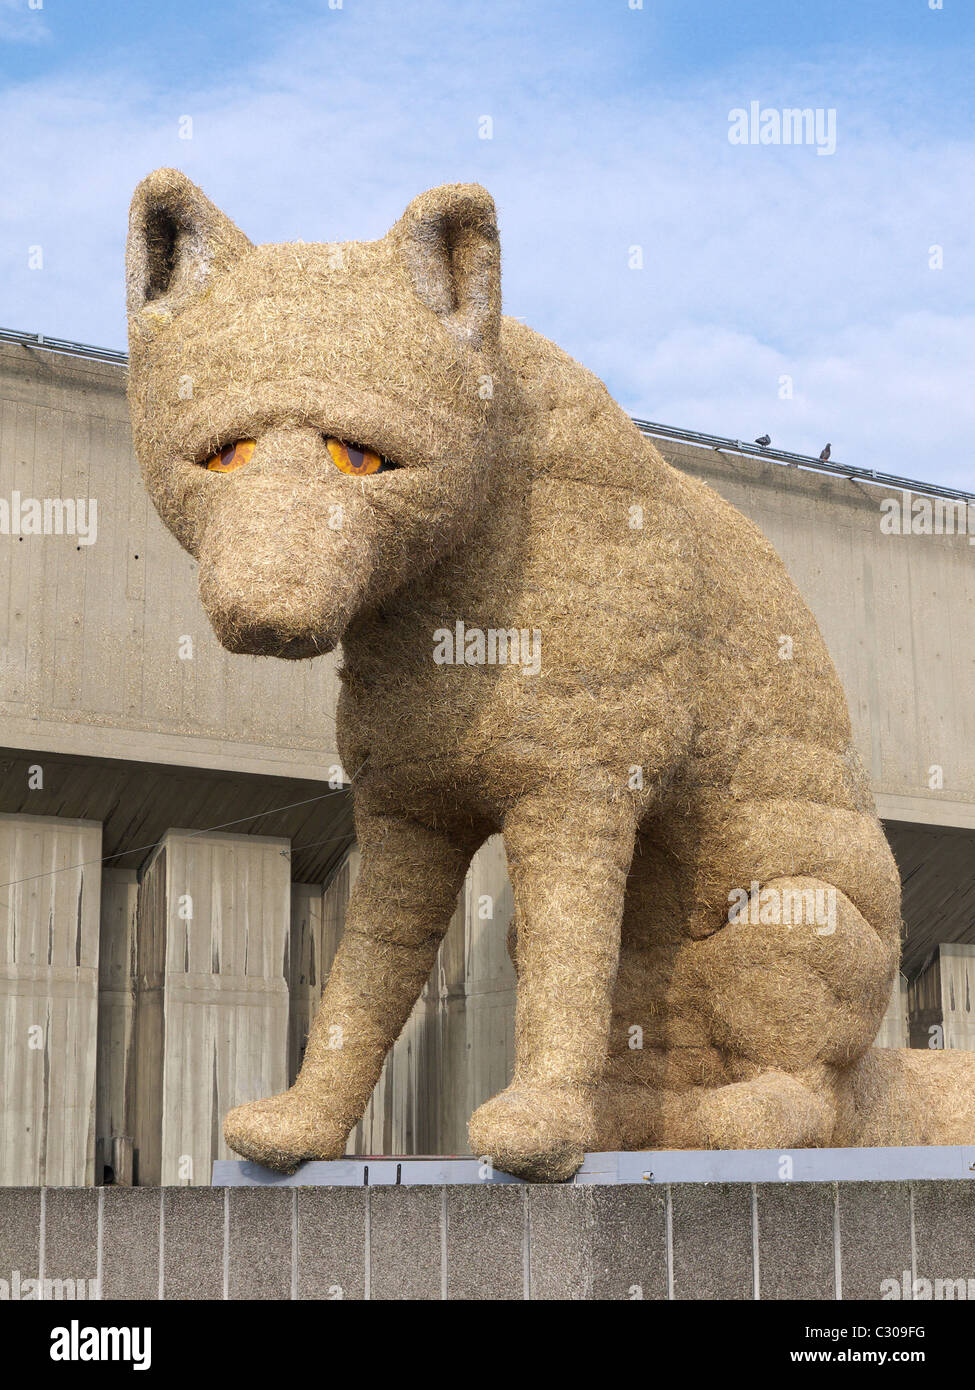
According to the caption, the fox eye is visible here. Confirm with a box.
[203,439,256,472]
[325,437,397,476]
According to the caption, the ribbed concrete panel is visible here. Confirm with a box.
[95,867,139,1184]
[461,835,516,1138]
[288,882,325,1087]
[134,829,290,1185]
[909,943,975,1050]
[875,972,909,1049]
[0,812,102,1185]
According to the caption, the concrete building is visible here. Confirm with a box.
[1,330,974,1185]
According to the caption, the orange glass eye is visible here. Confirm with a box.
[205,439,256,472]
[326,437,390,475]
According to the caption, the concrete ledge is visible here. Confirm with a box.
[1,1179,973,1300]
[213,1144,975,1186]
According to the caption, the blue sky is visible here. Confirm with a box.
[1,0,973,487]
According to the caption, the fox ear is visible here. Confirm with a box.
[394,183,501,349]
[126,168,252,319]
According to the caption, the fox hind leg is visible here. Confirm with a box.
[600,873,898,1152]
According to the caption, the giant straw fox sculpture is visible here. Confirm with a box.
[126,170,975,1180]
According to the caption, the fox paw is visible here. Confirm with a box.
[468,1084,592,1182]
[223,1090,348,1173]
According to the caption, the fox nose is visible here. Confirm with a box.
[200,559,337,659]
[215,609,334,660]
[196,451,343,658]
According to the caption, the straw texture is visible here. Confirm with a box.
[126,169,972,1181]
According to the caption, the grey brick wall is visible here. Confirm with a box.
[0,1182,969,1300]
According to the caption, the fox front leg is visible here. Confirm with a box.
[223,812,474,1172]
[468,794,636,1181]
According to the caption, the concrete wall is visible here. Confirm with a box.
[2,1180,972,1300]
[2,342,972,820]
[0,342,341,781]
[875,973,909,1050]
[95,868,138,1185]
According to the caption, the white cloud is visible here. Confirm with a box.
[605,315,975,489]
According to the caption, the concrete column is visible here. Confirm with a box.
[459,835,517,1141]
[910,944,975,1051]
[95,868,139,1185]
[133,829,291,1185]
[0,812,102,1186]
[288,882,325,1086]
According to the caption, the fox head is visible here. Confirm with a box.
[126,169,504,658]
